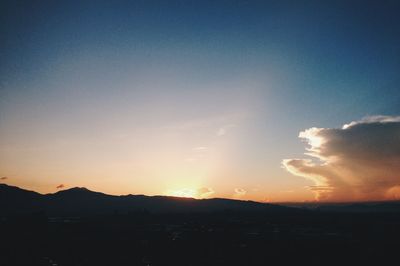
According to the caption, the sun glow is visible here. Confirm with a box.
[165,188,198,198]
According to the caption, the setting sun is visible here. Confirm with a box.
[1,0,400,204]
[165,188,198,198]
[1,1,399,265]
[164,187,215,199]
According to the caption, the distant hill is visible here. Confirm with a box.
[0,184,291,216]
[0,184,44,214]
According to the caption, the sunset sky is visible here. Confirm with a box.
[1,0,399,202]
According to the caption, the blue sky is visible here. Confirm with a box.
[1,0,399,201]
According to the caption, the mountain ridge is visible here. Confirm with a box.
[0,184,289,216]
[3,184,400,215]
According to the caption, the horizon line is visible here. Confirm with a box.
[2,182,400,205]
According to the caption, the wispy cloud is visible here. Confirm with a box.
[233,188,247,197]
[193,146,209,152]
[0,176,8,180]
[56,184,65,189]
[216,124,236,137]
[283,116,400,201]
[185,146,209,162]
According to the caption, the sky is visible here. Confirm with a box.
[1,0,399,202]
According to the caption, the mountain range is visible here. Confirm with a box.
[0,184,289,216]
[2,183,400,216]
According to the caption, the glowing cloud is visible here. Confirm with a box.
[165,187,215,198]
[165,188,197,198]
[283,116,400,201]
[197,187,215,198]
[234,188,247,197]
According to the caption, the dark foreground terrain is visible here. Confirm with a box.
[1,184,400,266]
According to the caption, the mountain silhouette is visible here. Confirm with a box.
[0,184,291,216]
[3,184,400,216]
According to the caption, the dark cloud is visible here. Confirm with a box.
[56,184,65,189]
[0,177,7,180]
[283,116,400,201]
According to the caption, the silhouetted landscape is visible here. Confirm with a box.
[0,184,291,215]
[2,184,400,266]
[2,0,400,265]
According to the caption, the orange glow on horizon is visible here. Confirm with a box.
[164,188,202,199]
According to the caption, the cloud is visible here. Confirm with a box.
[193,146,208,152]
[217,124,236,137]
[197,187,214,198]
[234,188,247,197]
[56,184,65,189]
[0,177,8,180]
[283,115,400,201]
[185,147,209,162]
